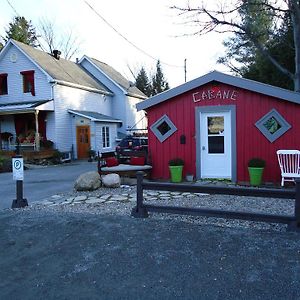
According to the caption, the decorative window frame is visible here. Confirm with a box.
[102,126,110,148]
[255,109,291,143]
[150,114,177,143]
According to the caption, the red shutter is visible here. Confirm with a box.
[0,73,8,95]
[20,70,35,96]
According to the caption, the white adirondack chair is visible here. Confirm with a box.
[277,150,300,187]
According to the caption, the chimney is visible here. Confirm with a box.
[53,50,61,60]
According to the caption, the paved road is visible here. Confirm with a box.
[0,160,98,209]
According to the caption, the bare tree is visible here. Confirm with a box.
[39,17,82,60]
[171,1,300,92]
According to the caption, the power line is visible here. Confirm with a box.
[6,0,19,15]
[83,0,183,69]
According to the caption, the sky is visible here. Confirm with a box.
[0,0,231,88]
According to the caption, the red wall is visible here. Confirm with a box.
[147,82,300,183]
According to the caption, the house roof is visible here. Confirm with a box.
[0,100,53,114]
[68,110,122,123]
[10,40,111,94]
[87,57,146,99]
[136,70,300,111]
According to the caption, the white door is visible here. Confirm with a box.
[200,111,231,179]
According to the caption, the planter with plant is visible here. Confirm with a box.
[248,158,265,186]
[87,148,96,162]
[168,158,184,183]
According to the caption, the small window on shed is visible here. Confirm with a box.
[150,114,177,143]
[255,109,291,143]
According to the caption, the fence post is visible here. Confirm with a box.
[288,179,300,232]
[131,171,149,218]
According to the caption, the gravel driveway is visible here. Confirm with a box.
[1,186,300,299]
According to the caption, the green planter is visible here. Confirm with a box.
[248,167,264,186]
[169,165,183,183]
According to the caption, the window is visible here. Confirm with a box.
[0,73,8,95]
[102,126,110,148]
[207,116,224,153]
[20,70,35,96]
[150,114,177,142]
[255,109,291,143]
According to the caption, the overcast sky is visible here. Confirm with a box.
[0,0,231,87]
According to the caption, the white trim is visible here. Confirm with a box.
[50,80,112,95]
[68,110,122,123]
[137,70,300,111]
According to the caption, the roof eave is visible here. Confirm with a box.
[137,71,300,111]
[51,80,113,95]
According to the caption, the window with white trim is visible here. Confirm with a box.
[150,114,177,142]
[102,126,110,148]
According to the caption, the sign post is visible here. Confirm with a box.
[11,155,28,208]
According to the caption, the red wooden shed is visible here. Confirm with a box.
[136,71,300,184]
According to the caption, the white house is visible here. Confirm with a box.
[0,39,147,159]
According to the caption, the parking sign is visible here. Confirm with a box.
[12,157,24,181]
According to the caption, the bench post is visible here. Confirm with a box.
[288,179,300,232]
[131,171,148,218]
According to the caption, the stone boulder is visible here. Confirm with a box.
[74,171,101,191]
[101,173,121,188]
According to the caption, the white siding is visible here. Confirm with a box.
[80,59,128,133]
[0,44,52,104]
[0,115,15,135]
[53,84,111,152]
[126,96,148,131]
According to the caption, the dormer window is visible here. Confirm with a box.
[20,70,35,96]
[0,73,8,95]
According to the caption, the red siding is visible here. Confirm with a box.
[147,82,300,183]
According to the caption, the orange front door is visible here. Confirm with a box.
[76,126,90,159]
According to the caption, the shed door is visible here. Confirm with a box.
[200,111,231,179]
[76,126,90,159]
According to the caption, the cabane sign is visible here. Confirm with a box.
[193,89,238,103]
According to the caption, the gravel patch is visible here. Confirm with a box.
[13,184,296,233]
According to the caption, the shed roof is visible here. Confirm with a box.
[68,110,122,123]
[136,71,300,111]
[87,57,146,99]
[10,40,111,94]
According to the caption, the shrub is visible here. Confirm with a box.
[41,139,54,149]
[248,158,266,168]
[169,158,184,166]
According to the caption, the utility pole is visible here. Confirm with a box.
[184,58,187,82]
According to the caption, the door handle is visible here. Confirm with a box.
[202,146,206,150]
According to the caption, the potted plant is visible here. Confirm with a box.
[87,148,96,162]
[169,158,184,183]
[248,158,266,186]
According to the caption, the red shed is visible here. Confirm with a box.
[136,71,300,184]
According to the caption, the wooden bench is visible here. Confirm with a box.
[98,163,152,178]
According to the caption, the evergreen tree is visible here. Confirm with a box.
[3,16,39,47]
[135,67,152,97]
[151,60,169,96]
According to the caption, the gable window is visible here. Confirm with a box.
[150,114,177,142]
[0,73,8,95]
[20,70,35,96]
[255,109,291,143]
[102,126,110,148]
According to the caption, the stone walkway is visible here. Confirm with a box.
[39,190,210,207]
